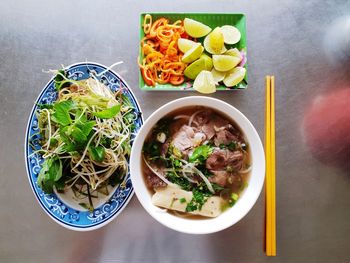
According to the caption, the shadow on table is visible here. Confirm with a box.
[302,87,350,175]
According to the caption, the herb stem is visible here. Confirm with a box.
[86,183,94,212]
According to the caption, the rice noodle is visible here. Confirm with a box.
[173,115,190,120]
[188,110,203,127]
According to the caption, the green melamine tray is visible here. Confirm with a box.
[139,13,247,91]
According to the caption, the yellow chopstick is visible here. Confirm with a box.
[271,76,276,255]
[264,76,272,255]
[265,75,276,256]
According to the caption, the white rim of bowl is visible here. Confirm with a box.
[130,96,265,234]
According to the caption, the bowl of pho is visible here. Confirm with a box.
[130,96,265,234]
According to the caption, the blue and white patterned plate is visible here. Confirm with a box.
[24,62,143,231]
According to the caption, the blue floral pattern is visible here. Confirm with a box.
[25,62,143,230]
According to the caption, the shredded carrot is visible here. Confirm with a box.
[139,15,190,86]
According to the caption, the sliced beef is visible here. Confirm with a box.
[161,139,170,156]
[201,124,216,140]
[209,171,235,187]
[144,165,167,189]
[172,125,195,152]
[145,173,167,189]
[206,149,244,171]
[209,171,244,187]
[196,112,230,140]
[193,110,211,126]
[214,129,239,146]
[211,115,230,129]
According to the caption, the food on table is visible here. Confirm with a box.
[221,25,241,44]
[184,57,207,80]
[183,18,212,38]
[184,54,214,80]
[211,68,226,83]
[200,54,213,71]
[223,67,247,87]
[193,70,216,94]
[212,54,241,72]
[140,15,246,92]
[142,107,250,217]
[208,27,225,54]
[224,48,243,59]
[203,33,227,55]
[181,43,204,63]
[177,38,197,53]
[32,70,136,211]
[139,16,188,86]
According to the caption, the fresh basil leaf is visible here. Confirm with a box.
[51,100,75,126]
[76,94,110,108]
[54,177,66,192]
[59,127,78,152]
[37,157,62,194]
[76,120,95,137]
[51,157,63,182]
[37,159,51,192]
[93,104,121,119]
[189,145,213,163]
[70,126,87,143]
[88,145,105,162]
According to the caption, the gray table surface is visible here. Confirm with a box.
[1,0,350,262]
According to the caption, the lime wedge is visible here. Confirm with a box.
[184,58,206,80]
[204,34,227,55]
[211,68,226,84]
[221,25,241,45]
[182,43,204,63]
[178,38,198,53]
[208,27,225,55]
[223,67,246,87]
[193,70,216,94]
[224,48,243,61]
[184,18,212,38]
[213,55,240,72]
[200,54,213,71]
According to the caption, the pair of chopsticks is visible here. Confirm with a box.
[264,76,276,256]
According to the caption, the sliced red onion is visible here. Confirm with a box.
[239,51,247,67]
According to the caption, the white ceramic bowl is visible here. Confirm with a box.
[130,96,265,234]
